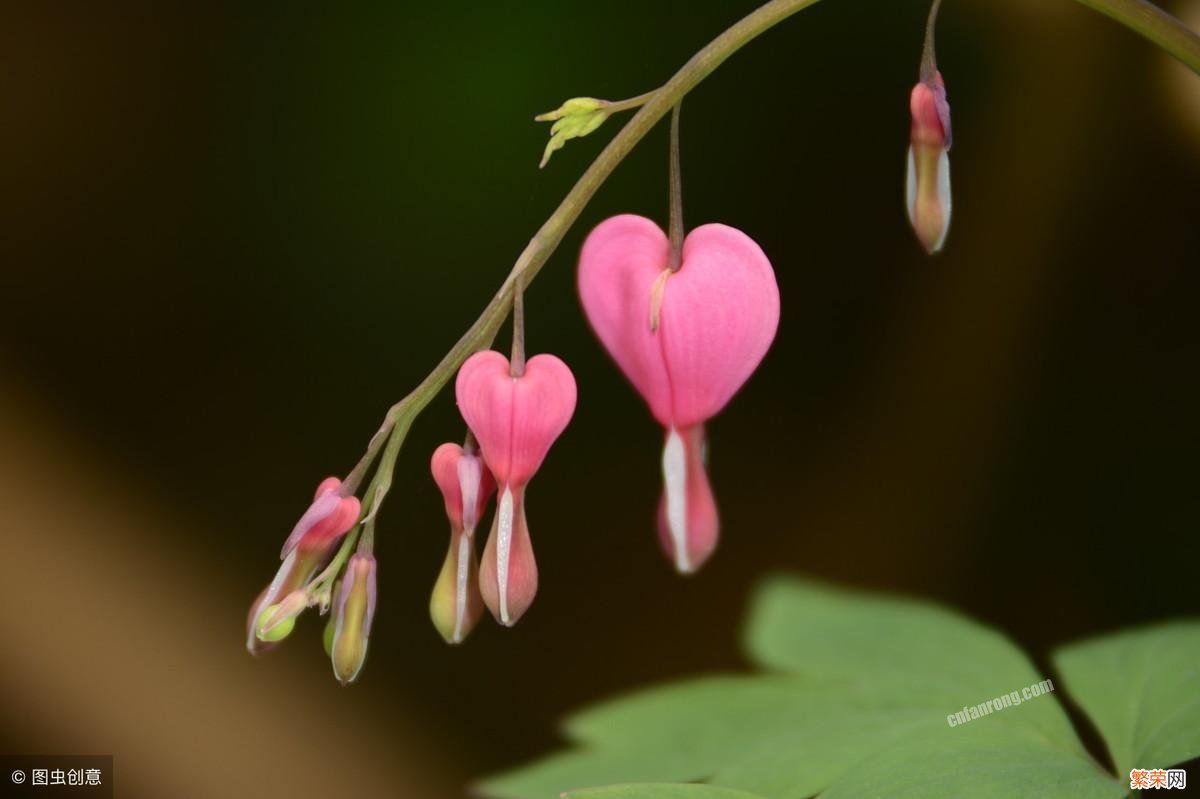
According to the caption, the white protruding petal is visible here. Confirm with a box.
[457,455,483,533]
[662,428,690,573]
[933,149,952,252]
[453,531,470,643]
[905,146,918,228]
[496,486,514,625]
[246,549,299,652]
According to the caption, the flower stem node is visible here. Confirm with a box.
[429,443,496,644]
[535,97,612,168]
[578,215,779,573]
[330,554,377,686]
[455,351,577,626]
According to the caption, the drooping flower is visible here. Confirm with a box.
[906,71,952,254]
[245,477,361,654]
[578,215,779,573]
[455,350,577,626]
[330,553,377,685]
[429,441,495,643]
[278,477,362,559]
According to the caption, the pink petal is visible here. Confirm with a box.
[578,214,675,425]
[431,443,466,528]
[431,442,496,533]
[280,493,360,559]
[656,425,719,573]
[313,476,342,500]
[455,350,577,487]
[508,354,577,484]
[578,216,779,428]
[478,484,537,626]
[659,224,779,427]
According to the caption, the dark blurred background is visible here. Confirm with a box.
[2,0,1198,796]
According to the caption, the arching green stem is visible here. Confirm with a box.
[1072,0,1200,73]
[346,0,1200,533]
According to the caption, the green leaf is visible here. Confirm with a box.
[565,785,767,799]
[818,735,1127,799]
[1053,620,1200,775]
[478,575,1196,799]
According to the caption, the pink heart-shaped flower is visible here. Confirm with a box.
[455,350,578,487]
[578,214,778,573]
[578,214,779,429]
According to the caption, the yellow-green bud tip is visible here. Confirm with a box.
[255,605,297,642]
[535,97,612,168]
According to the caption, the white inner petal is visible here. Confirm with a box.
[457,456,482,533]
[453,531,469,643]
[905,146,917,226]
[934,149,952,251]
[662,428,690,573]
[497,486,514,625]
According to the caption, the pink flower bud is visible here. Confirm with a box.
[429,442,495,643]
[906,72,952,254]
[279,477,362,560]
[578,215,779,573]
[246,476,360,655]
[330,553,377,685]
[455,350,577,625]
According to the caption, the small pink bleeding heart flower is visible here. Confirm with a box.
[578,214,779,573]
[429,442,496,643]
[455,350,577,625]
[907,71,952,254]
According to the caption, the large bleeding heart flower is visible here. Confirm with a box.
[578,214,779,573]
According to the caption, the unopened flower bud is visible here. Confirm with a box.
[246,477,360,656]
[535,97,611,168]
[906,73,952,254]
[322,613,335,656]
[255,590,310,641]
[430,532,484,644]
[429,443,494,643]
[247,544,329,655]
[279,477,361,560]
[330,554,377,685]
